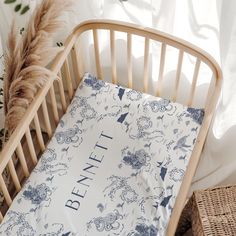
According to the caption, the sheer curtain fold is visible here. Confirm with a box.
[191,0,236,190]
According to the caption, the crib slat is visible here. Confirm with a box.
[16,144,30,177]
[34,113,45,152]
[172,49,184,102]
[71,44,82,86]
[156,43,166,97]
[205,73,215,109]
[188,58,201,106]
[0,211,3,222]
[93,29,103,79]
[110,30,117,84]
[7,159,21,192]
[57,71,67,113]
[0,174,12,206]
[42,100,52,138]
[143,38,150,93]
[127,33,132,88]
[25,128,38,165]
[64,58,74,100]
[49,86,59,124]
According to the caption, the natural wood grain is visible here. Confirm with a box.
[93,29,103,79]
[127,33,132,88]
[110,30,117,84]
[156,43,166,96]
[16,144,30,177]
[143,38,150,93]
[33,113,45,152]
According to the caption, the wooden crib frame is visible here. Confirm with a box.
[0,20,222,235]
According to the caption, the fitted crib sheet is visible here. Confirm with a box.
[0,73,204,236]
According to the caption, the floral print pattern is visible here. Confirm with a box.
[123,149,150,170]
[87,210,123,233]
[0,73,204,235]
[55,125,82,145]
[84,73,106,91]
[128,223,158,236]
[186,108,205,125]
[126,90,142,101]
[22,183,52,206]
[144,99,172,113]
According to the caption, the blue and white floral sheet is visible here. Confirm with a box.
[0,73,204,236]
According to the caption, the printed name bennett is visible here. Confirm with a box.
[65,131,113,211]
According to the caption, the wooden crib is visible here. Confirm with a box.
[0,20,222,235]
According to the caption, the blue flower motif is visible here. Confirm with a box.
[55,126,82,144]
[22,183,51,205]
[69,97,88,117]
[137,116,152,130]
[84,74,105,90]
[147,99,170,112]
[123,149,149,170]
[126,90,142,101]
[77,97,88,106]
[186,108,205,125]
[92,210,123,232]
[81,106,97,120]
[134,223,158,236]
[120,188,138,204]
[169,168,185,182]
[0,211,36,236]
[94,217,105,232]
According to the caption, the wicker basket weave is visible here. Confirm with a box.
[176,185,236,236]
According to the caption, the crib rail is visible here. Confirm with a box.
[0,20,222,235]
[73,20,222,107]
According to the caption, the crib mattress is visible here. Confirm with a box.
[0,73,204,236]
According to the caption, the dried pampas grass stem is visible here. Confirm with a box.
[4,0,74,134]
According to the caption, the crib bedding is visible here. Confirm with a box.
[0,73,204,236]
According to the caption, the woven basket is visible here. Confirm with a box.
[176,185,236,236]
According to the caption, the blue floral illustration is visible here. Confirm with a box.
[81,106,97,120]
[126,90,142,101]
[186,108,205,125]
[69,95,97,121]
[35,149,68,176]
[55,125,82,144]
[144,99,172,113]
[137,116,153,130]
[87,210,123,233]
[123,149,149,170]
[69,96,88,117]
[129,223,158,236]
[129,119,164,141]
[0,211,36,236]
[121,188,138,204]
[84,73,106,90]
[103,175,139,205]
[97,105,122,122]
[75,96,88,107]
[22,183,52,206]
[169,168,185,182]
[41,223,64,236]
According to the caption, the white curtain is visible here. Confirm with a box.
[192,0,236,190]
[0,0,236,191]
